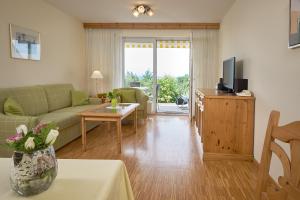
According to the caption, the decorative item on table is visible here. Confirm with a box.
[5,123,59,196]
[97,93,107,103]
[107,91,120,108]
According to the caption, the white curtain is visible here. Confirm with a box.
[86,29,123,96]
[191,30,219,114]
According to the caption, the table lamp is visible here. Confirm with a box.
[90,70,103,94]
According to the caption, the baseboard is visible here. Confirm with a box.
[203,152,254,161]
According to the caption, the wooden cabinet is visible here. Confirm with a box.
[194,92,204,139]
[195,89,255,161]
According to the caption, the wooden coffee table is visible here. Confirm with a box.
[80,103,139,153]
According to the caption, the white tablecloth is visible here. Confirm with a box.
[0,159,134,200]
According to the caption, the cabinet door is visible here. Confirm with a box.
[203,98,253,154]
[235,99,254,155]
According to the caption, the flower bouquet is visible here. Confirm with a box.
[6,123,59,196]
[107,91,120,108]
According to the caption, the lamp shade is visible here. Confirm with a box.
[90,70,103,79]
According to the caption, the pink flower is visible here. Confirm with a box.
[6,133,23,144]
[33,123,47,134]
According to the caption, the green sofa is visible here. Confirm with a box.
[113,88,149,120]
[0,84,101,157]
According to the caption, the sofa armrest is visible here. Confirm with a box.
[141,95,149,103]
[135,90,149,119]
[136,90,149,104]
[0,114,39,157]
[89,97,102,105]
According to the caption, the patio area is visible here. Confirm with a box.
[157,103,189,114]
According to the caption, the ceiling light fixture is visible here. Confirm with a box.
[132,4,154,17]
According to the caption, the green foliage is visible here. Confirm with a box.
[125,71,140,87]
[125,70,189,103]
[140,70,153,96]
[177,74,189,96]
[157,76,179,103]
[107,91,120,100]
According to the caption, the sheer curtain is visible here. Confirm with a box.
[86,29,123,96]
[191,30,219,114]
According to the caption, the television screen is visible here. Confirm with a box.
[223,57,236,90]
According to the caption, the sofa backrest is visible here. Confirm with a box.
[0,86,48,116]
[41,84,74,112]
[113,88,147,104]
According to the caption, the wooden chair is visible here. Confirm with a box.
[256,111,300,200]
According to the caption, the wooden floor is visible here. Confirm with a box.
[57,115,258,200]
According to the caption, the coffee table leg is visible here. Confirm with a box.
[134,108,137,134]
[107,121,111,132]
[81,117,86,151]
[116,119,122,153]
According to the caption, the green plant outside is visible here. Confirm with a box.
[125,70,189,103]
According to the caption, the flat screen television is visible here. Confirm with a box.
[223,57,236,91]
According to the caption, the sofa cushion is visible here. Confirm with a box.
[39,112,80,130]
[120,90,136,103]
[0,86,48,116]
[4,97,25,116]
[72,90,89,106]
[39,104,100,130]
[53,104,100,114]
[42,84,74,112]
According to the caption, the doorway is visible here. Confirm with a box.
[123,38,191,115]
[156,40,190,114]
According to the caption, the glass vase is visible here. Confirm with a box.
[111,98,118,107]
[10,145,58,196]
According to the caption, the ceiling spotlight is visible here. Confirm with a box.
[132,9,139,17]
[132,4,154,17]
[137,5,145,13]
[147,9,154,16]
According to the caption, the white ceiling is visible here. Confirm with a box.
[45,0,235,23]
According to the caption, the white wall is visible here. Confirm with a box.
[0,0,86,90]
[220,0,300,178]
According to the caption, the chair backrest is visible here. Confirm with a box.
[256,111,300,200]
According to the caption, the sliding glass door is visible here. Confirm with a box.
[156,40,190,114]
[123,39,156,113]
[123,38,191,114]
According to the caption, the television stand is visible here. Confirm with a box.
[194,88,255,161]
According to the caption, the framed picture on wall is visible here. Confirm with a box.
[289,0,300,49]
[9,24,41,60]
